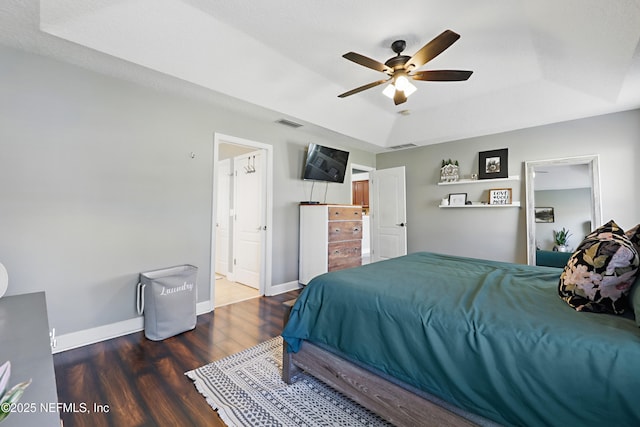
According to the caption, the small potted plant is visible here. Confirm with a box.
[0,361,31,423]
[553,227,572,252]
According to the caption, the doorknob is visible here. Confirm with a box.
[396,222,407,227]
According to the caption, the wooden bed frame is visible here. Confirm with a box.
[281,300,479,427]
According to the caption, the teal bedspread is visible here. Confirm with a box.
[282,252,640,427]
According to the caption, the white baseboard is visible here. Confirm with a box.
[265,280,301,296]
[54,280,302,353]
[53,301,212,354]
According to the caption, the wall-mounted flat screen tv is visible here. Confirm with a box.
[302,143,350,183]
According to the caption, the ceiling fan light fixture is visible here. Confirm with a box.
[395,75,410,91]
[382,74,417,101]
[402,81,417,97]
[395,74,417,97]
[338,30,472,106]
[382,83,396,99]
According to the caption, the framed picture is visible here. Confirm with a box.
[488,188,512,205]
[535,207,555,223]
[479,148,508,179]
[448,193,467,206]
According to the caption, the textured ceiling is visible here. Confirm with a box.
[1,0,640,152]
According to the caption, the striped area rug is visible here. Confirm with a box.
[186,336,390,426]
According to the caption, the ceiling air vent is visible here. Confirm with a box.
[388,143,417,150]
[275,118,303,129]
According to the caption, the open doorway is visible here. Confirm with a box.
[351,163,374,264]
[351,164,408,264]
[212,134,273,308]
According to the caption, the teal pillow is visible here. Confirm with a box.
[558,220,639,314]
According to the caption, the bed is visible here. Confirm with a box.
[281,252,640,427]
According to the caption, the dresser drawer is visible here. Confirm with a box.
[328,241,362,272]
[299,204,364,285]
[328,220,363,242]
[328,206,363,220]
[328,258,362,272]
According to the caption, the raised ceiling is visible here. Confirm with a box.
[2,0,640,152]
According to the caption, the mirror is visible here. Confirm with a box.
[525,155,602,265]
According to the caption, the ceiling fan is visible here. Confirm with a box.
[338,30,473,105]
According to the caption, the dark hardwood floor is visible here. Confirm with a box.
[54,290,300,427]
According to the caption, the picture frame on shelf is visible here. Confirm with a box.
[479,148,508,179]
[535,207,555,223]
[448,193,467,206]
[488,188,512,205]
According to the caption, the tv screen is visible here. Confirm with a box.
[302,143,350,183]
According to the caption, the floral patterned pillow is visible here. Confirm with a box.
[626,224,640,323]
[626,224,640,253]
[558,220,639,314]
[630,275,640,326]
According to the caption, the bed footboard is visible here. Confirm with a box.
[285,341,476,427]
[282,300,476,426]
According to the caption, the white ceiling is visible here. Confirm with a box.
[534,164,591,191]
[1,0,639,153]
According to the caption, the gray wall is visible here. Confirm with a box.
[2,41,637,338]
[0,45,374,336]
[377,109,640,263]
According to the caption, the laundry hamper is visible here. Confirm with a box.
[136,264,198,341]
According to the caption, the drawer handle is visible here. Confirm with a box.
[334,250,341,254]
[353,227,360,232]
[334,228,341,233]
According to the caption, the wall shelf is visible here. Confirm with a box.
[437,175,520,186]
[439,202,521,208]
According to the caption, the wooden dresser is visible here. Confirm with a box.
[299,204,363,285]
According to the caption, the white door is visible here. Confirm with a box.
[215,159,231,275]
[369,166,407,262]
[232,150,265,289]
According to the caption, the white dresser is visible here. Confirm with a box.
[299,204,363,285]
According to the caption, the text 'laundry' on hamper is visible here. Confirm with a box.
[136,264,197,341]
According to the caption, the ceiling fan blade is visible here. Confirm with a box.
[342,52,392,73]
[393,90,407,105]
[405,30,461,70]
[338,79,390,98]
[412,70,473,81]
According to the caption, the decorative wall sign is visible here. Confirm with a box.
[479,149,508,179]
[440,159,460,182]
[488,188,512,205]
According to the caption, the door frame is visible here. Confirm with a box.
[210,133,273,310]
[351,163,375,183]
[351,163,375,258]
[215,158,231,276]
